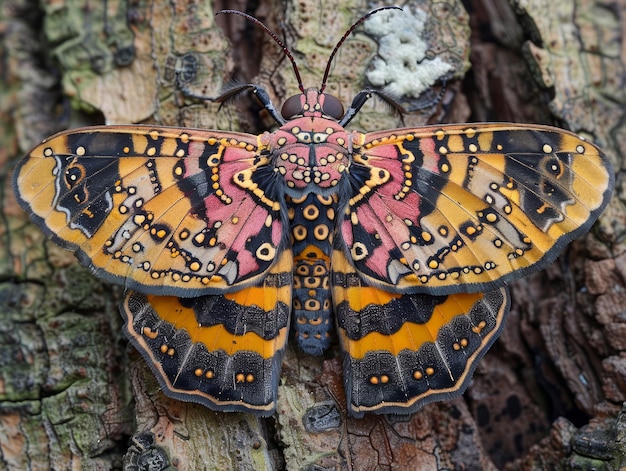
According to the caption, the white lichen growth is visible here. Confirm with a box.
[363,8,452,98]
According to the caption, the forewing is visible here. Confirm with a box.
[341,123,613,294]
[13,126,284,296]
[121,249,293,415]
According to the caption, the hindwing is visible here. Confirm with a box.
[13,126,284,296]
[121,249,293,415]
[341,123,613,294]
[332,249,509,416]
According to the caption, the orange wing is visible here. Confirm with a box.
[13,126,285,296]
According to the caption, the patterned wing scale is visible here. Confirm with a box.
[121,250,293,415]
[12,92,614,417]
[13,126,284,296]
[342,123,613,294]
[332,249,509,417]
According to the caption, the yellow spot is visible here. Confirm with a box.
[314,224,329,240]
[543,144,553,153]
[147,147,156,156]
[303,204,320,221]
[472,320,487,334]
[441,163,450,173]
[413,371,423,380]
[256,243,276,261]
[160,344,168,353]
[464,128,476,138]
[142,327,158,339]
[236,373,245,383]
[195,368,203,377]
[422,231,432,242]
[189,261,201,271]
[425,367,435,376]
[205,370,214,379]
[486,213,498,223]
[428,260,439,269]
[293,225,307,241]
[76,146,86,156]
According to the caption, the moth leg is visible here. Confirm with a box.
[339,89,404,127]
[176,77,286,126]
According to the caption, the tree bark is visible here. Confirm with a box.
[1,0,624,469]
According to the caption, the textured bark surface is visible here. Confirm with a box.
[0,0,624,469]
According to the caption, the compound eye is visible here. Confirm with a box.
[281,95,303,119]
[321,94,344,119]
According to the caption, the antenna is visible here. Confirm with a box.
[217,10,305,93]
[320,6,402,92]
[218,7,403,94]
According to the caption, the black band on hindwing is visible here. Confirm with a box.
[334,275,447,339]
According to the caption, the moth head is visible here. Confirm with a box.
[281,90,344,120]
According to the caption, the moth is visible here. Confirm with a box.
[12,8,613,417]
